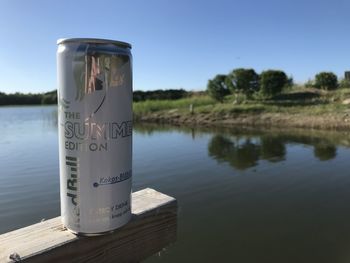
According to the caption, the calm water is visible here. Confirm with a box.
[2,106,350,262]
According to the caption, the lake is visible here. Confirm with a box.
[1,106,350,263]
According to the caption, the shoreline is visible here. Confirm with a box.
[134,111,350,131]
[2,100,350,131]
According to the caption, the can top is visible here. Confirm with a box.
[57,38,131,49]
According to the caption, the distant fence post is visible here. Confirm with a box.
[189,104,193,114]
[345,71,350,81]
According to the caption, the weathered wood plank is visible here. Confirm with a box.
[0,188,177,263]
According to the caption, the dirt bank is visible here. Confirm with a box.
[135,111,350,131]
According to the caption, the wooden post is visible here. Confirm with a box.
[345,71,350,81]
[0,188,177,263]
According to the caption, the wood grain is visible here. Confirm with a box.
[0,188,177,263]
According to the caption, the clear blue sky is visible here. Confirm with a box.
[0,0,349,93]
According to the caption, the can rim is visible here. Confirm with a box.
[57,38,132,49]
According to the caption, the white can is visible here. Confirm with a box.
[57,38,132,235]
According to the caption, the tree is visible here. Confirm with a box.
[225,68,259,96]
[133,89,188,102]
[207,74,230,102]
[286,76,294,89]
[260,70,288,96]
[41,90,57,104]
[314,72,338,90]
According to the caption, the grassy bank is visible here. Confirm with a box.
[133,87,350,130]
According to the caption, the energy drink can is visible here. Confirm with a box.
[56,38,132,235]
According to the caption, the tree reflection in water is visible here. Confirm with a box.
[260,136,286,162]
[208,135,260,170]
[208,133,337,170]
[314,144,337,161]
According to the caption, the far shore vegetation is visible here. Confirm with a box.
[133,69,350,130]
[2,68,350,130]
[0,90,57,106]
[133,69,350,115]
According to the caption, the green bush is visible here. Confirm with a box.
[286,76,294,90]
[339,78,350,89]
[304,79,315,88]
[225,68,259,96]
[315,72,338,90]
[207,74,230,102]
[260,70,288,96]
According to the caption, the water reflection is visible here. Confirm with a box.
[313,143,337,161]
[260,135,286,162]
[208,136,260,170]
[134,123,343,170]
[42,106,58,129]
[208,132,338,170]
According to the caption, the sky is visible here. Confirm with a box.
[0,0,350,93]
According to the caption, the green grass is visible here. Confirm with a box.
[133,87,350,118]
[133,95,215,114]
[196,103,269,114]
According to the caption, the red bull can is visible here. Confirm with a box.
[56,38,132,235]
